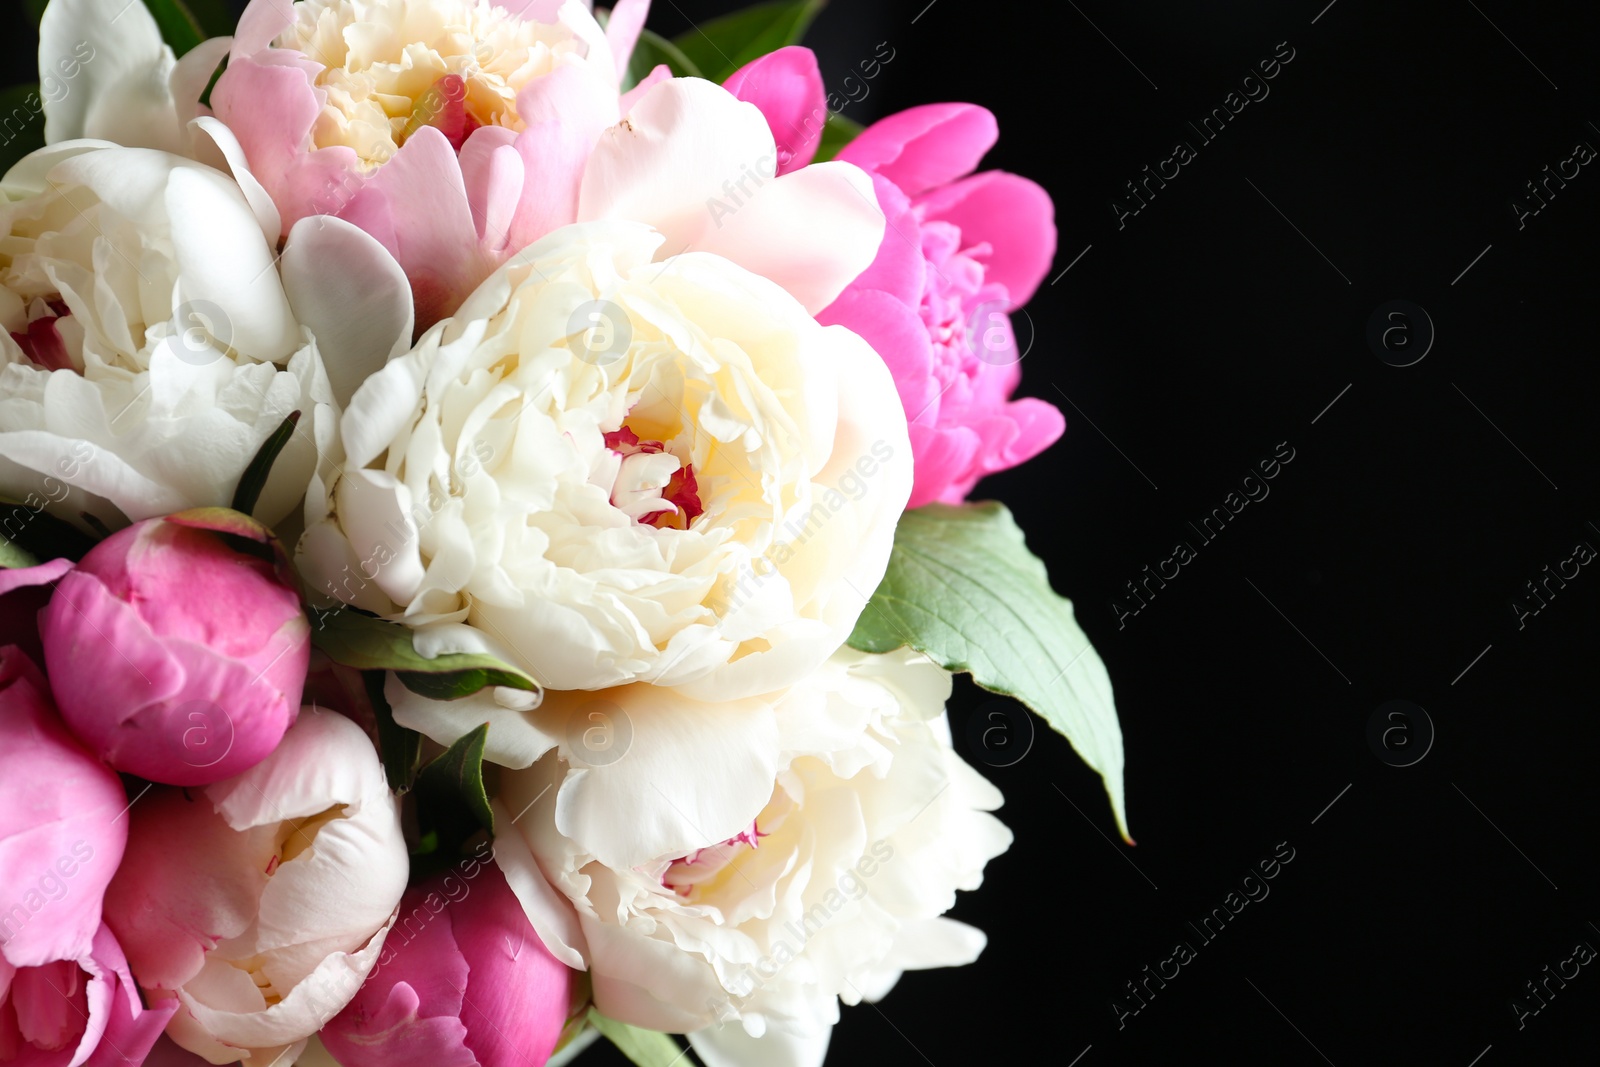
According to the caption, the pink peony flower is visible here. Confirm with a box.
[0,644,173,1067]
[0,924,176,1067]
[203,0,651,329]
[0,644,128,968]
[320,860,578,1067]
[39,510,309,786]
[817,103,1065,508]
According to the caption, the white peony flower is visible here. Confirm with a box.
[103,709,410,1065]
[298,217,910,719]
[497,647,1012,1067]
[0,142,413,532]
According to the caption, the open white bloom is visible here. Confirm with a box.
[499,648,1011,1067]
[103,710,409,1065]
[298,218,910,720]
[0,142,412,531]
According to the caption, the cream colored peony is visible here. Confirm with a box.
[0,142,413,532]
[297,217,910,731]
[497,647,1012,1067]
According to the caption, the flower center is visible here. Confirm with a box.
[604,427,704,530]
[288,0,588,170]
[8,299,73,372]
[661,820,766,899]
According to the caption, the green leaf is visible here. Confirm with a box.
[846,502,1129,840]
[588,1010,697,1067]
[621,27,703,92]
[0,85,47,178]
[197,53,228,111]
[671,0,826,85]
[0,497,100,563]
[366,669,423,794]
[231,411,300,518]
[174,0,235,38]
[813,112,862,164]
[0,536,40,569]
[142,0,206,56]
[415,722,494,832]
[309,608,542,700]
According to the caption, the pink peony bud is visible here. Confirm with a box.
[39,509,310,786]
[321,858,579,1067]
[0,645,128,968]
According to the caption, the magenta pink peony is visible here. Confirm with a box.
[320,861,577,1067]
[817,103,1065,508]
[39,511,309,786]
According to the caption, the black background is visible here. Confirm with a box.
[7,1,1600,1064]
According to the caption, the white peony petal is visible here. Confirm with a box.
[488,797,588,969]
[191,115,283,244]
[207,709,391,828]
[693,162,885,315]
[164,166,300,364]
[689,1021,832,1067]
[280,216,413,405]
[386,673,560,769]
[545,684,782,870]
[39,0,178,149]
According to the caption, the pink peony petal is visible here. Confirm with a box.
[915,170,1057,308]
[723,46,827,174]
[838,102,998,198]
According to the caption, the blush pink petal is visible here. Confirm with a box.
[349,127,491,331]
[603,0,652,82]
[724,46,826,174]
[80,925,179,1067]
[838,102,998,198]
[210,55,360,233]
[505,64,620,250]
[0,648,129,971]
[915,169,1057,308]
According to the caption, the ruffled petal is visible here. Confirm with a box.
[914,170,1057,308]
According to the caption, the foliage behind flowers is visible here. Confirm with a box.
[0,1,1124,1066]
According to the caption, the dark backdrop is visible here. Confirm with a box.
[7,2,1600,1064]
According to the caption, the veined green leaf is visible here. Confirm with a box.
[847,502,1129,840]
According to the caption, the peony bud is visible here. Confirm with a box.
[40,509,310,785]
[321,857,578,1067]
[0,645,174,1065]
[0,645,127,967]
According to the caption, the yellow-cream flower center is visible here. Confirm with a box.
[282,0,593,170]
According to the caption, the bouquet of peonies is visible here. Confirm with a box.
[0,1,1126,1064]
